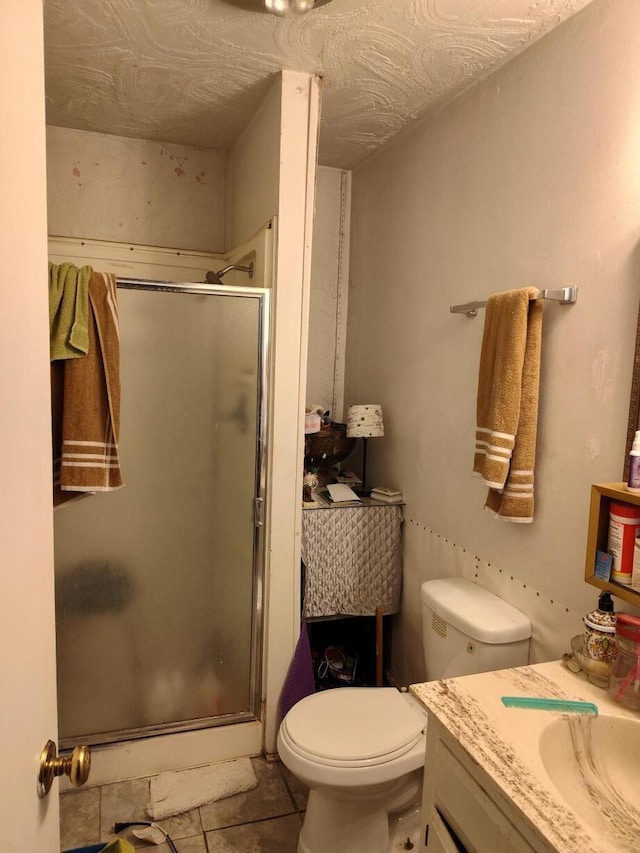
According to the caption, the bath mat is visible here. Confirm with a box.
[147,758,258,820]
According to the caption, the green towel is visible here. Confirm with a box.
[49,261,92,361]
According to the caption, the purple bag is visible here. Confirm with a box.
[279,620,316,719]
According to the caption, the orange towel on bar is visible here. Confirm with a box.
[473,287,543,523]
[52,270,123,506]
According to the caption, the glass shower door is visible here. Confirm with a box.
[54,283,268,745]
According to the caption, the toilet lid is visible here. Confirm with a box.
[283,688,425,764]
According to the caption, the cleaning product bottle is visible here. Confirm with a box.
[627,430,640,493]
[608,501,640,585]
[583,591,617,665]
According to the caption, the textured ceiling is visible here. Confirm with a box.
[44,0,593,169]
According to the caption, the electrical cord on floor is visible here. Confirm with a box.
[114,821,179,853]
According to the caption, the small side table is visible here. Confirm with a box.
[301,498,403,685]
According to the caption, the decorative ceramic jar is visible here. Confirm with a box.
[583,591,617,665]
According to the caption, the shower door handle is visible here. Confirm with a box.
[254,496,264,527]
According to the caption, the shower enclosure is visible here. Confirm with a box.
[54,280,269,747]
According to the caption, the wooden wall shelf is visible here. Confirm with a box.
[585,482,640,607]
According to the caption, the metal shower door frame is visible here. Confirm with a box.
[61,278,270,746]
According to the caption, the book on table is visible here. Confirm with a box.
[370,487,403,503]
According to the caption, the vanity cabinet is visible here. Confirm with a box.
[584,482,640,607]
[421,718,547,853]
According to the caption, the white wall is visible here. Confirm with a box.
[346,0,640,686]
[47,127,226,252]
[263,71,321,753]
[1,2,59,849]
[306,166,351,420]
[225,78,282,250]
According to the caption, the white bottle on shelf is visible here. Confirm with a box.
[627,430,640,493]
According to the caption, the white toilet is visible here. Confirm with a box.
[277,577,532,853]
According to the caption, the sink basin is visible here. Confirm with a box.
[539,715,640,840]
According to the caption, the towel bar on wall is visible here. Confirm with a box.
[450,286,578,318]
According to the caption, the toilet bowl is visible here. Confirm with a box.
[278,578,532,853]
[277,687,427,853]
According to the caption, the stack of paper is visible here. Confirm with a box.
[326,484,362,503]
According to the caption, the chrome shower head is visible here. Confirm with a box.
[204,263,254,285]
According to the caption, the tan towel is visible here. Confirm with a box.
[49,262,92,361]
[473,287,543,523]
[52,271,123,505]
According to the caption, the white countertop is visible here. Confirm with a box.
[411,661,640,853]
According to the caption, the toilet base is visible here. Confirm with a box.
[296,770,421,853]
[389,805,421,852]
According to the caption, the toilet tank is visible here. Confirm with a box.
[420,578,531,680]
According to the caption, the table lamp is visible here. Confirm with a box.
[346,404,384,496]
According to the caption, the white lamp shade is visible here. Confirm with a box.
[346,404,384,438]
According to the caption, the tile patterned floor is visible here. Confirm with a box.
[60,757,308,853]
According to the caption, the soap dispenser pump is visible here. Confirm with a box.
[584,591,617,665]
